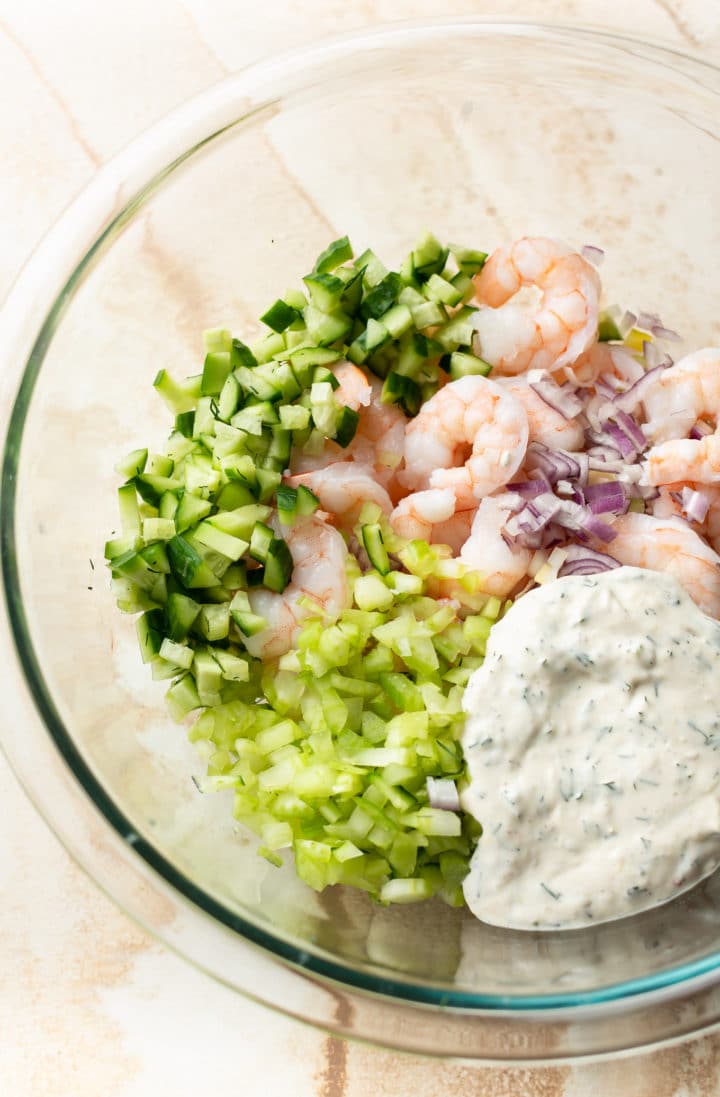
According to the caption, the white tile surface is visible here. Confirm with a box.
[3,2,720,1094]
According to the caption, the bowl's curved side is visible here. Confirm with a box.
[4,19,720,1060]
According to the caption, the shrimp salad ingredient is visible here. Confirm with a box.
[462,567,720,930]
[108,229,720,921]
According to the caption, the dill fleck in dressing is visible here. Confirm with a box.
[461,566,720,930]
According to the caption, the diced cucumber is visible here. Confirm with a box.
[279,405,311,431]
[213,649,250,682]
[209,503,271,539]
[598,307,623,342]
[412,232,449,280]
[201,351,232,396]
[381,372,422,417]
[134,473,182,506]
[174,412,195,438]
[260,299,301,333]
[115,448,148,479]
[380,303,413,339]
[167,535,219,589]
[230,337,258,370]
[250,332,286,364]
[159,637,194,670]
[230,590,267,636]
[448,242,487,275]
[196,602,231,641]
[332,406,360,448]
[142,517,176,542]
[362,524,390,575]
[165,674,202,721]
[264,537,294,593]
[303,305,352,346]
[153,369,202,414]
[449,351,492,380]
[136,610,165,664]
[249,522,275,563]
[423,273,463,307]
[217,374,241,421]
[145,453,174,477]
[166,592,201,641]
[194,649,223,696]
[435,306,476,351]
[175,491,212,533]
[354,248,388,288]
[313,235,353,274]
[117,483,141,537]
[410,299,446,329]
[193,521,249,561]
[203,327,232,353]
[138,541,170,574]
[360,273,401,321]
[256,467,282,503]
[303,272,345,312]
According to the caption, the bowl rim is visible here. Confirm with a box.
[3,15,720,1057]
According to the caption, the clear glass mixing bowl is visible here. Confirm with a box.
[3,20,720,1062]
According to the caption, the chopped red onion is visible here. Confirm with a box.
[652,325,681,343]
[426,777,460,812]
[602,421,638,459]
[580,512,618,542]
[558,545,620,576]
[506,478,553,498]
[690,420,713,440]
[581,244,605,266]
[587,446,625,467]
[612,409,647,450]
[636,310,662,332]
[681,487,711,524]
[612,364,667,414]
[525,442,589,485]
[527,369,584,420]
[584,480,629,514]
[619,311,638,338]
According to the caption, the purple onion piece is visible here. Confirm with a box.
[690,420,713,440]
[612,364,668,414]
[581,512,618,542]
[612,409,647,451]
[559,545,620,577]
[652,324,682,343]
[602,421,638,459]
[426,777,460,813]
[528,372,584,420]
[584,480,629,514]
[681,487,711,524]
[581,244,605,265]
[506,478,553,499]
[524,442,583,484]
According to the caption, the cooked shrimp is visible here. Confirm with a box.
[641,349,720,484]
[495,376,584,450]
[400,375,529,507]
[600,512,720,618]
[472,237,600,377]
[244,515,350,659]
[390,488,455,541]
[286,461,393,533]
[459,494,533,598]
[642,349,720,445]
[569,341,644,389]
[289,362,405,486]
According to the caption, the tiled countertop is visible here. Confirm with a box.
[3,2,720,1094]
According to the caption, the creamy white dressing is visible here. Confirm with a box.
[461,566,720,930]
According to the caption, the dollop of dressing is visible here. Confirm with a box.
[461,566,720,930]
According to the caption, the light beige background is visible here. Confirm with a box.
[3,2,720,1094]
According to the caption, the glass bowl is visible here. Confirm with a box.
[3,20,720,1063]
